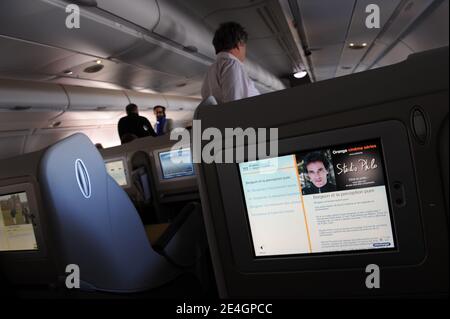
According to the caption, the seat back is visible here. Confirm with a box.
[39,133,178,292]
[132,167,152,204]
[131,150,165,223]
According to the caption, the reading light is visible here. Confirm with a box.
[349,42,368,49]
[294,70,307,79]
[63,70,73,75]
[96,59,102,64]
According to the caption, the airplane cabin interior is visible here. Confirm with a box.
[0,0,448,303]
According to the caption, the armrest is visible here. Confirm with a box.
[152,202,204,268]
[153,202,200,252]
[145,223,170,246]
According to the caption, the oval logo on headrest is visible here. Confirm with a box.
[75,159,91,199]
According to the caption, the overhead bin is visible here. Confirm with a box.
[164,96,201,111]
[153,0,216,59]
[124,90,168,110]
[115,35,211,79]
[63,86,129,111]
[0,79,68,110]
[96,0,160,31]
[0,0,287,95]
[0,0,142,59]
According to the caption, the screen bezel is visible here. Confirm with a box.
[104,156,130,188]
[215,120,425,273]
[0,182,46,257]
[237,138,397,259]
[153,146,196,183]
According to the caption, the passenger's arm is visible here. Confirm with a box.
[145,118,157,137]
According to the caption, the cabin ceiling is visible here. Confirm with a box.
[0,0,298,96]
[0,0,447,91]
[287,0,449,81]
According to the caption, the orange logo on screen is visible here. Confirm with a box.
[347,144,377,152]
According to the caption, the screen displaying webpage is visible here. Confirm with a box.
[0,192,38,251]
[238,140,395,257]
[159,148,195,180]
[105,160,128,186]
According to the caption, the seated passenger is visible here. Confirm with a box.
[153,105,173,136]
[118,103,156,144]
[302,152,337,195]
[201,22,260,104]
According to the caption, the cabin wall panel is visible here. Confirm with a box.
[0,111,63,131]
[0,131,28,160]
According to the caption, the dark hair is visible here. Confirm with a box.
[153,105,166,112]
[212,22,248,54]
[126,103,138,115]
[303,152,331,171]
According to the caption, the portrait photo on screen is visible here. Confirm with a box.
[297,150,337,195]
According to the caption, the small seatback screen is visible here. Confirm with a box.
[105,160,128,186]
[238,140,395,257]
[159,148,194,180]
[0,192,38,251]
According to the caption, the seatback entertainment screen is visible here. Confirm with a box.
[159,148,195,180]
[105,159,128,187]
[0,191,38,251]
[238,140,395,257]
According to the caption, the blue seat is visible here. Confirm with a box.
[39,133,182,293]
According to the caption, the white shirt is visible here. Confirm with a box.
[201,52,260,104]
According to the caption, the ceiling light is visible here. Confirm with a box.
[348,42,368,50]
[294,70,307,79]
